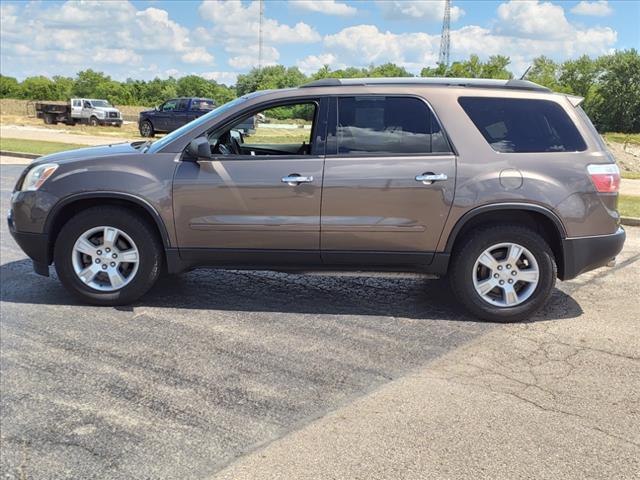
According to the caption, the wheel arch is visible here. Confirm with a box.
[45,192,171,262]
[444,203,567,279]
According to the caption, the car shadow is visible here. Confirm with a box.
[0,259,583,323]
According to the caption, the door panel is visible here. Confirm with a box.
[173,156,324,251]
[321,154,456,261]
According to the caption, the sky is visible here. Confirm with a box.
[1,0,639,85]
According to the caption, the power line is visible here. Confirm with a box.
[439,0,451,67]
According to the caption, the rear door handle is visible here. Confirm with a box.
[415,173,448,184]
[282,174,314,185]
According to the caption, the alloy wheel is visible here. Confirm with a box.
[71,226,140,291]
[472,242,540,307]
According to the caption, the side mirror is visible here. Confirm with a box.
[188,137,211,161]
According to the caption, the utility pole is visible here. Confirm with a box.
[438,0,451,67]
[258,0,264,70]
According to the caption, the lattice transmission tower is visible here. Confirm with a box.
[438,0,451,67]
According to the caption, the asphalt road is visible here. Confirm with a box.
[0,164,593,479]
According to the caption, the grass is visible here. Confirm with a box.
[621,170,640,180]
[0,137,86,155]
[619,195,640,218]
[603,132,640,146]
[247,126,310,144]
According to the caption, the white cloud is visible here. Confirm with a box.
[0,0,214,80]
[318,2,617,77]
[496,0,572,40]
[324,25,439,68]
[200,71,239,85]
[181,47,215,64]
[164,68,181,78]
[377,0,464,22]
[571,1,613,16]
[296,53,339,74]
[199,0,320,69]
[290,0,357,16]
[94,48,142,65]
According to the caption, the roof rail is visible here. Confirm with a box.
[300,77,550,92]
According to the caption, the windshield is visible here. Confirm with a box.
[147,96,249,153]
[91,100,112,107]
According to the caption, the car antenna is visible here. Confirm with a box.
[520,66,531,80]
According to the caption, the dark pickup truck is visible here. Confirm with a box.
[138,97,216,137]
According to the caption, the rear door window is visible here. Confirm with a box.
[176,99,189,111]
[458,97,586,153]
[335,96,451,155]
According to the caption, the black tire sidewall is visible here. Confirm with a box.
[89,116,98,126]
[54,208,162,305]
[450,226,556,322]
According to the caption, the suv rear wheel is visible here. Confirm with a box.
[54,206,162,305]
[449,225,556,322]
[139,120,154,137]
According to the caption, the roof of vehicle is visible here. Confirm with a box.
[300,77,550,92]
[175,97,215,100]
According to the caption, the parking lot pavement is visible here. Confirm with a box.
[214,227,640,480]
[1,162,635,480]
[1,163,496,479]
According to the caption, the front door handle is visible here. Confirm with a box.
[282,174,314,186]
[415,172,448,185]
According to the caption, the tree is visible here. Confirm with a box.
[421,55,512,79]
[525,56,560,90]
[52,76,74,100]
[20,76,57,100]
[236,66,308,96]
[420,64,447,77]
[588,49,640,133]
[176,75,216,98]
[481,55,513,79]
[368,63,413,77]
[0,75,21,98]
[72,69,113,98]
[558,55,600,98]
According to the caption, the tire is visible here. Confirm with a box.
[89,116,99,127]
[139,120,154,137]
[44,113,55,125]
[448,225,556,323]
[54,206,163,306]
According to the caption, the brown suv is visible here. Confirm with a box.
[8,78,625,321]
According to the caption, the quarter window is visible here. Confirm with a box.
[335,96,450,155]
[458,97,586,153]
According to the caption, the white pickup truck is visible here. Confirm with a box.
[34,98,123,127]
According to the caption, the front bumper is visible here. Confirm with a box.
[100,118,122,126]
[8,212,51,276]
[561,227,626,280]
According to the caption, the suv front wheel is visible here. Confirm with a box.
[54,206,162,305]
[449,225,556,322]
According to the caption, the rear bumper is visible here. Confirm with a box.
[7,214,51,276]
[561,227,625,280]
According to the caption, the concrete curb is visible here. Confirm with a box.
[621,217,640,227]
[0,150,40,159]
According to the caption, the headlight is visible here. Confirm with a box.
[22,163,58,191]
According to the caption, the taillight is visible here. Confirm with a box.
[587,164,620,193]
